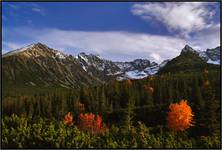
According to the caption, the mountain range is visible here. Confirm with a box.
[2,43,220,89]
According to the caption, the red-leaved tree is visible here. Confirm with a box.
[78,113,105,134]
[64,112,73,126]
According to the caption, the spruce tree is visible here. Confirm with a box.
[122,86,135,130]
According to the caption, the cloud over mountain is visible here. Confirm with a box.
[131,2,218,38]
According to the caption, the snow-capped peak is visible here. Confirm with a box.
[180,45,220,65]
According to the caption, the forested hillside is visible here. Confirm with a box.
[2,69,220,148]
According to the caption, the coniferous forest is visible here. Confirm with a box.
[2,70,221,148]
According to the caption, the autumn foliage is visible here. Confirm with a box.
[167,100,194,132]
[203,80,210,87]
[64,110,105,134]
[78,113,105,134]
[126,79,133,86]
[64,112,73,126]
[144,85,154,94]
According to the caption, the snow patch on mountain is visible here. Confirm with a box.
[107,71,123,76]
[144,66,159,75]
[76,52,171,80]
[115,62,132,71]
[92,62,105,71]
[78,53,89,64]
[207,59,220,65]
[56,52,66,59]
[82,65,87,71]
[197,51,208,59]
[125,70,148,79]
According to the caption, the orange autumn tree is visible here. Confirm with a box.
[126,79,133,86]
[64,112,73,126]
[144,85,154,95]
[167,100,194,132]
[203,80,210,87]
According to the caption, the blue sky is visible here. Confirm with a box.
[2,2,220,63]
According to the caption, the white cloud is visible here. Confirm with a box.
[7,3,20,10]
[32,7,45,16]
[131,2,217,37]
[3,25,220,63]
[3,42,21,50]
[19,28,190,62]
[4,2,45,16]
[187,24,220,51]
[150,53,161,62]
[3,27,187,63]
[2,41,26,53]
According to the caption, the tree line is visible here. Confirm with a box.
[2,70,220,137]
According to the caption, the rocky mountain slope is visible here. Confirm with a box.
[2,43,102,88]
[77,52,165,80]
[180,45,220,65]
[2,43,220,88]
[158,45,220,74]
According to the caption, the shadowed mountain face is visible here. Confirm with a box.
[2,43,102,88]
[2,43,220,89]
[158,45,220,74]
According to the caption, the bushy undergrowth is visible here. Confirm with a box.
[2,114,220,148]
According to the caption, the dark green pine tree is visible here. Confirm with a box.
[153,79,161,104]
[51,93,60,120]
[182,79,189,99]
[174,79,180,100]
[45,94,52,118]
[79,87,85,103]
[28,98,34,118]
[193,78,205,109]
[99,86,107,114]
[122,86,135,130]
[60,92,67,119]
[202,85,220,135]
[168,83,174,103]
[134,87,140,107]
[191,77,205,135]
[32,96,41,118]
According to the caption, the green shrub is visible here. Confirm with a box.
[2,114,220,148]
